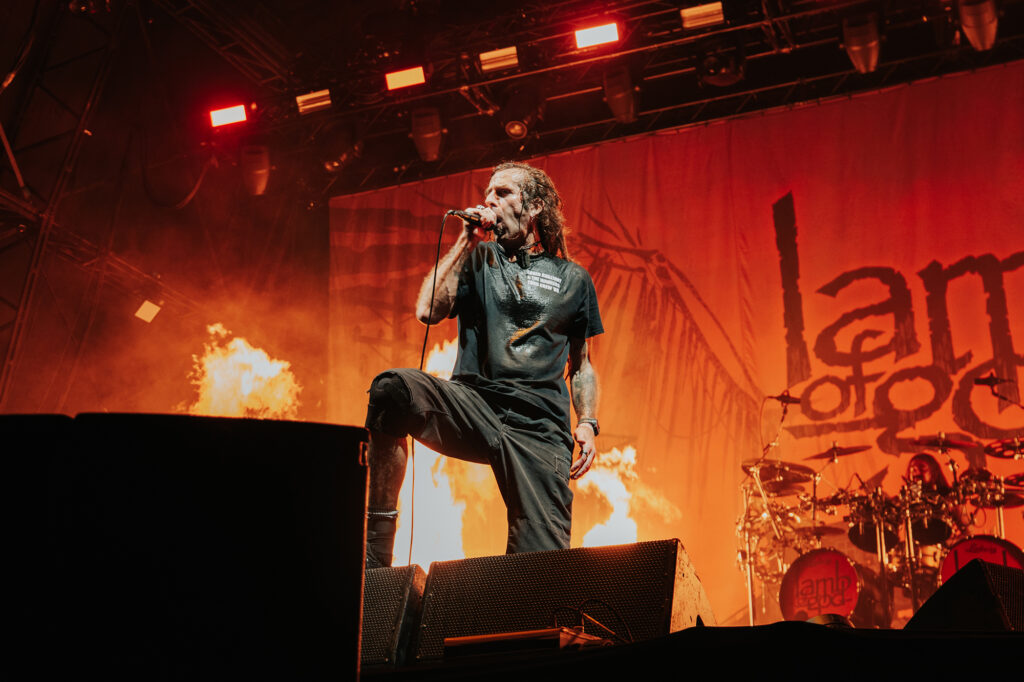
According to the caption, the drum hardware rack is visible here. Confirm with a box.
[737,425,1024,628]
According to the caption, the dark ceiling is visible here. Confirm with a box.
[149,0,1024,197]
[3,0,1024,204]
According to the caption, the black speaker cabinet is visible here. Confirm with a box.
[905,558,1024,631]
[412,539,715,662]
[38,413,368,680]
[362,565,427,669]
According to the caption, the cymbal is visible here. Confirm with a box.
[746,481,805,497]
[794,524,845,539]
[911,435,977,451]
[1005,472,1024,488]
[984,438,1024,459]
[805,444,870,460]
[742,458,814,485]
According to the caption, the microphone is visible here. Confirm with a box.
[974,372,1014,387]
[449,209,494,231]
[768,392,802,405]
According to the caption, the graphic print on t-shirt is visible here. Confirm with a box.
[522,271,562,294]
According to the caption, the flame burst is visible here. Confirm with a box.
[578,446,640,546]
[187,323,301,419]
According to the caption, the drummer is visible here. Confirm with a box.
[905,452,970,539]
[906,453,952,494]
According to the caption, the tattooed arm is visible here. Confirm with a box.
[567,337,600,479]
[415,219,485,324]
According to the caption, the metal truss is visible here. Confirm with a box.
[332,5,1024,194]
[149,0,295,92]
[0,5,126,408]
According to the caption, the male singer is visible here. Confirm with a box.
[363,162,603,567]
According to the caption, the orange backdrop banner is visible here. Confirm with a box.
[329,62,1024,623]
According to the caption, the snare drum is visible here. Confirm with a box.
[939,535,1024,584]
[779,548,888,626]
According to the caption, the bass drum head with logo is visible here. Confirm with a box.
[939,535,1024,584]
[779,549,860,621]
[779,548,890,627]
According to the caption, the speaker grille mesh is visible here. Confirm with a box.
[362,565,425,666]
[414,540,686,661]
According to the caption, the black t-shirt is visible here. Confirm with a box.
[450,241,604,446]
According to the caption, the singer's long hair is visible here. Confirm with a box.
[493,162,570,260]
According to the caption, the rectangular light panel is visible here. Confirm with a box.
[134,300,162,323]
[295,89,332,115]
[209,104,247,127]
[479,46,519,72]
[575,23,619,49]
[681,3,725,29]
[385,66,426,90]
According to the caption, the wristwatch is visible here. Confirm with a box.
[578,417,600,436]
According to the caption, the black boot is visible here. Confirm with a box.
[366,509,398,569]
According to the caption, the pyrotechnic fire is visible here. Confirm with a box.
[186,323,301,419]
[579,446,640,546]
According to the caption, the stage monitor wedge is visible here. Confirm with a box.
[412,539,715,662]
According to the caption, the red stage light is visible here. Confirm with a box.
[575,22,618,49]
[386,66,426,90]
[210,105,247,128]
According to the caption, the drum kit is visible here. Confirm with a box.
[737,433,1024,627]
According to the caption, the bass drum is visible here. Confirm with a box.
[939,535,1024,584]
[779,548,889,627]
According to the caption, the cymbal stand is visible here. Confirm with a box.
[739,486,757,627]
[809,448,842,527]
[871,491,896,625]
[899,498,922,612]
[994,476,1008,539]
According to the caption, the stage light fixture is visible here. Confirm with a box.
[320,124,362,174]
[681,3,725,29]
[386,66,426,91]
[410,107,444,162]
[603,65,637,123]
[296,89,332,115]
[959,0,997,51]
[843,14,880,74]
[697,45,744,87]
[240,143,271,196]
[499,88,544,140]
[134,300,162,323]
[479,46,519,72]
[210,104,247,128]
[575,23,619,49]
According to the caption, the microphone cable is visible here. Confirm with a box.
[405,210,457,566]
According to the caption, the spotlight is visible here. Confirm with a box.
[295,89,332,115]
[386,66,426,91]
[320,124,362,173]
[479,46,519,73]
[697,44,744,87]
[210,104,247,128]
[603,65,637,123]
[843,14,881,74]
[499,88,544,139]
[959,0,997,51]
[575,23,619,49]
[134,300,162,323]
[410,107,444,162]
[680,3,725,30]
[240,143,271,196]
